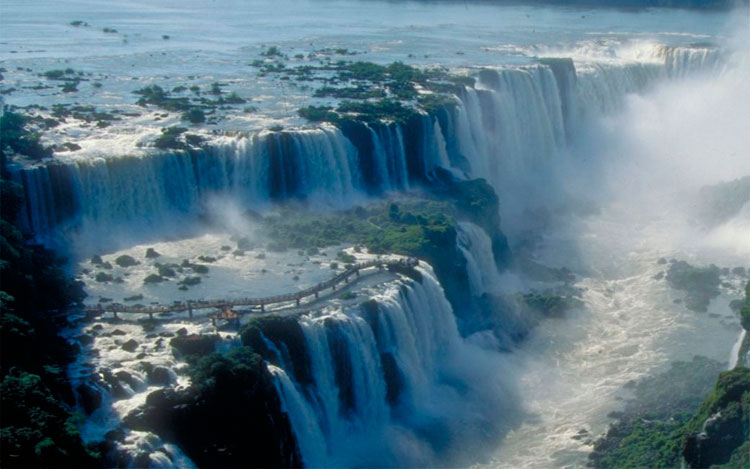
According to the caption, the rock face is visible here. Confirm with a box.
[682,367,750,468]
[666,260,722,312]
[124,347,301,468]
[76,382,102,415]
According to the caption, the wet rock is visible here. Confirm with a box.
[115,370,141,390]
[133,452,152,468]
[101,369,129,399]
[95,272,113,283]
[666,261,721,312]
[657,257,667,265]
[159,331,174,338]
[76,382,102,414]
[122,339,139,352]
[136,352,147,359]
[170,334,218,357]
[124,353,301,468]
[176,327,188,337]
[148,366,173,386]
[146,248,161,259]
[115,255,139,267]
[112,329,127,336]
[76,334,94,345]
[652,271,664,280]
[105,428,125,442]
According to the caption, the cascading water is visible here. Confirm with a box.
[457,221,503,296]
[12,45,724,244]
[252,265,519,467]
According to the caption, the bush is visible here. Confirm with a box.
[0,371,97,467]
[181,108,205,124]
[297,105,338,123]
[0,110,53,160]
[153,126,188,150]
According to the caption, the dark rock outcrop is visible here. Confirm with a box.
[170,334,218,357]
[124,347,301,468]
[683,367,750,468]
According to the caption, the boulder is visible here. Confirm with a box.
[121,339,139,353]
[170,334,218,357]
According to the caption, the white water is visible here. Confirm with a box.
[265,265,519,467]
[484,22,750,467]
[5,2,748,467]
[10,22,726,243]
[457,221,503,296]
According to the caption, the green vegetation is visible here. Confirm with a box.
[313,85,386,100]
[683,367,750,467]
[297,105,338,122]
[1,151,97,465]
[181,108,205,124]
[125,345,300,466]
[591,277,750,469]
[740,281,750,331]
[260,177,508,331]
[262,177,503,258]
[1,372,95,466]
[666,260,722,312]
[134,85,192,112]
[151,126,204,150]
[261,46,282,57]
[0,110,53,160]
[590,356,726,468]
[261,60,474,124]
[522,293,575,317]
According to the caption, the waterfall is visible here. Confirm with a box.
[257,266,516,467]
[451,65,567,187]
[14,45,725,243]
[457,221,503,296]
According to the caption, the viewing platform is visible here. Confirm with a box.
[81,257,419,322]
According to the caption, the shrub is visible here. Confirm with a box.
[298,105,338,123]
[153,126,188,150]
[181,108,205,124]
[0,110,53,160]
